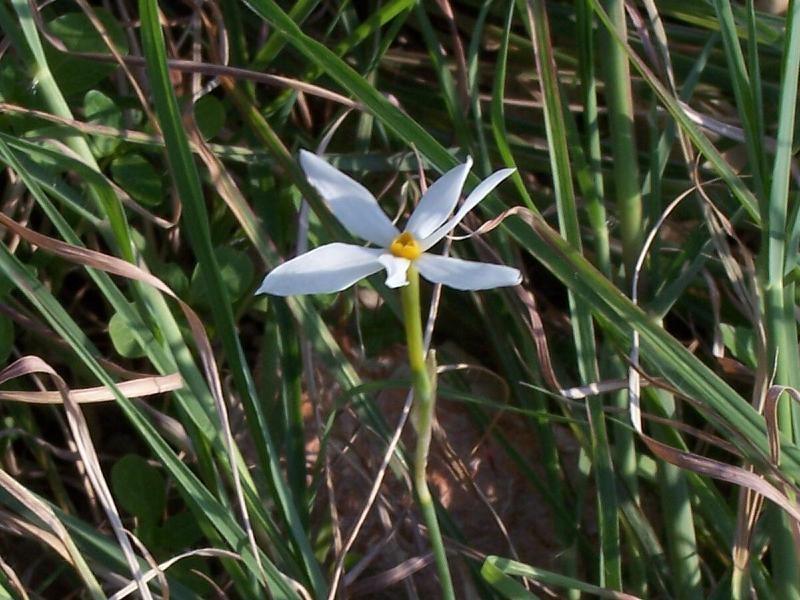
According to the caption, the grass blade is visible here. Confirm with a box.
[136,1,325,592]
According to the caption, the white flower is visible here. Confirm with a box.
[257,150,522,296]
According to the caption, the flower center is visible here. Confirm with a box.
[389,231,422,260]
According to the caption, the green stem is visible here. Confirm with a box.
[601,0,642,282]
[762,1,800,595]
[399,266,455,600]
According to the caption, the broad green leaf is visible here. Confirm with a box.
[108,305,148,359]
[193,95,226,140]
[111,454,166,525]
[155,511,204,554]
[111,154,164,207]
[151,262,189,297]
[190,246,254,304]
[720,323,758,369]
[84,89,122,157]
[47,10,128,53]
[45,10,129,96]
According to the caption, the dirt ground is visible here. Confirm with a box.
[309,336,587,597]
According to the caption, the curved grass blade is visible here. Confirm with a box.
[507,210,799,474]
[1,357,154,600]
[484,556,641,599]
[587,0,760,224]
[522,0,620,588]
[413,4,473,152]
[490,1,536,210]
[137,0,326,593]
[0,470,105,599]
[0,224,297,598]
[759,0,800,593]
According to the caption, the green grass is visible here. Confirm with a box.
[0,0,799,597]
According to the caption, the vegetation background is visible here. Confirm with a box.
[0,0,799,597]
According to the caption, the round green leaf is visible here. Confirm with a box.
[45,10,129,96]
[190,247,254,304]
[193,95,226,140]
[152,262,189,297]
[110,154,164,207]
[155,511,204,554]
[84,90,122,157]
[108,305,147,358]
[111,454,166,525]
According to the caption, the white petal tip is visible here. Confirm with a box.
[378,254,411,288]
[385,277,410,288]
[492,267,522,288]
[255,275,270,295]
[416,254,522,290]
[255,283,281,297]
[298,149,319,169]
[255,276,291,297]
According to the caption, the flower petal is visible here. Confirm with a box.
[421,167,516,250]
[416,254,521,290]
[405,157,473,240]
[378,254,411,288]
[299,150,399,246]
[257,243,383,296]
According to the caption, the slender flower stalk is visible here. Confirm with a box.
[258,151,520,597]
[399,266,455,599]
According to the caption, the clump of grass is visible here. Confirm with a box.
[0,0,798,597]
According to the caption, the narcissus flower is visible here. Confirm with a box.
[257,150,521,296]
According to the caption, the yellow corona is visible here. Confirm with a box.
[389,231,422,260]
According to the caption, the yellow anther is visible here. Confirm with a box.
[389,232,422,260]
